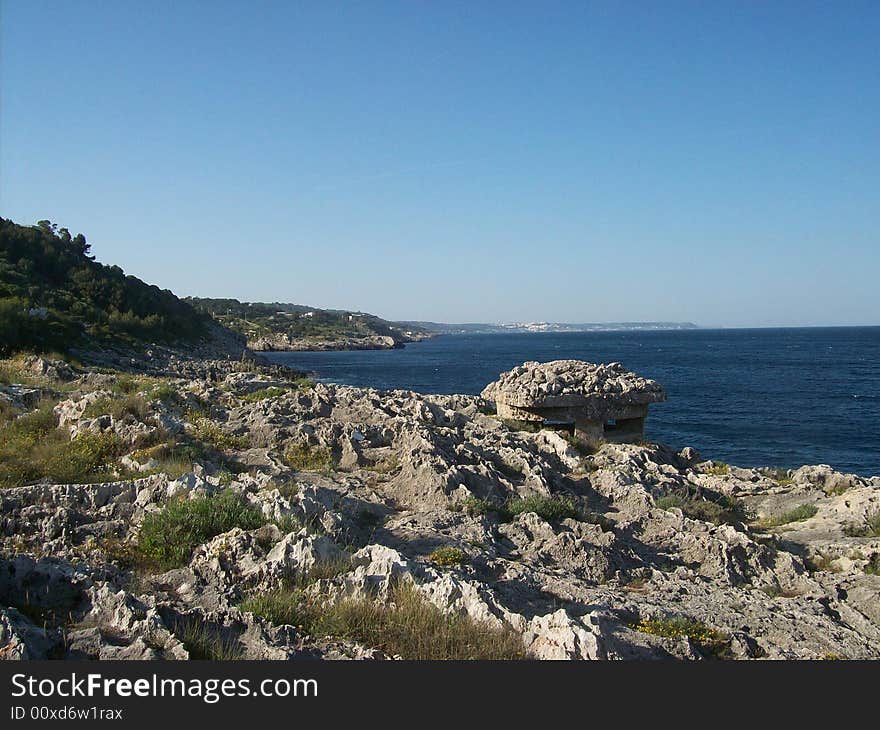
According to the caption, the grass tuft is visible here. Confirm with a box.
[82,394,150,421]
[504,494,579,522]
[455,497,497,517]
[283,442,332,472]
[238,386,290,403]
[135,490,267,569]
[844,510,880,538]
[241,582,527,659]
[170,617,243,660]
[187,411,251,451]
[655,492,747,526]
[0,403,125,488]
[756,503,818,529]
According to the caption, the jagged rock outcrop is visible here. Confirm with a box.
[1,360,878,660]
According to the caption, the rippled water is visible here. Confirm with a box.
[264,327,880,476]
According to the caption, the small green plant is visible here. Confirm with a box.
[95,536,139,569]
[240,589,309,628]
[504,495,579,522]
[130,438,205,478]
[149,383,179,403]
[704,462,730,476]
[429,546,467,567]
[306,555,352,581]
[136,490,267,569]
[283,442,332,472]
[187,412,251,451]
[756,503,818,528]
[264,479,299,500]
[764,468,793,486]
[456,497,497,517]
[655,495,684,511]
[110,375,144,395]
[844,511,880,538]
[170,617,243,660]
[865,554,880,576]
[83,394,150,421]
[631,616,729,658]
[655,492,747,526]
[238,386,290,403]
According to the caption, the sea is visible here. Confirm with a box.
[264,327,880,477]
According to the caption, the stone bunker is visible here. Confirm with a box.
[481,360,666,446]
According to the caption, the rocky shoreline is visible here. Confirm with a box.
[247,332,437,352]
[1,354,879,660]
[249,332,433,352]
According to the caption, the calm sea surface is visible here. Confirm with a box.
[264,328,880,477]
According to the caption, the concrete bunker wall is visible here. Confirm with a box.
[496,401,650,445]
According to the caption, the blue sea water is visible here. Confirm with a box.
[264,328,880,477]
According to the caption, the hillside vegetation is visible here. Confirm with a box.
[188,298,429,350]
[0,218,210,355]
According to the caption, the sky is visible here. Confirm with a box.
[1,1,878,327]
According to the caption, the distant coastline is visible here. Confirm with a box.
[401,321,699,335]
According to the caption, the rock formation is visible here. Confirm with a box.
[1,357,878,660]
[482,360,666,446]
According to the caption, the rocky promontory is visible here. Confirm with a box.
[1,356,878,660]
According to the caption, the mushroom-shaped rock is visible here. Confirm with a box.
[481,360,665,445]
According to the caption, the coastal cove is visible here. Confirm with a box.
[265,327,880,477]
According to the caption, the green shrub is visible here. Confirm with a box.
[0,404,125,487]
[865,554,880,576]
[504,494,579,522]
[149,383,179,403]
[187,412,250,451]
[757,503,818,528]
[456,497,497,517]
[429,546,467,567]
[239,386,289,403]
[655,492,747,526]
[632,616,729,658]
[129,438,207,478]
[135,491,267,569]
[283,442,332,472]
[704,462,730,476]
[82,394,150,421]
[242,582,527,660]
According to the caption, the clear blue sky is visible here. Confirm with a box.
[2,1,878,327]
